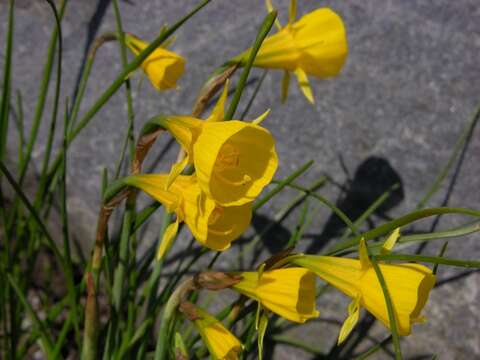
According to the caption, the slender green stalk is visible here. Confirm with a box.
[287,199,313,248]
[340,184,399,242]
[155,279,195,360]
[369,256,402,360]
[272,335,325,355]
[354,336,392,360]
[60,99,80,345]
[326,207,480,255]
[15,91,25,166]
[433,242,449,275]
[112,0,136,179]
[417,101,480,209]
[254,160,313,210]
[374,253,480,268]
[8,275,54,357]
[225,11,277,120]
[240,69,268,120]
[278,181,360,236]
[0,161,64,264]
[0,0,14,162]
[34,0,64,211]
[18,0,67,185]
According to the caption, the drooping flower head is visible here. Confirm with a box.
[125,33,185,90]
[124,174,251,259]
[236,1,348,103]
[183,304,243,360]
[156,83,278,206]
[293,238,436,342]
[231,267,319,323]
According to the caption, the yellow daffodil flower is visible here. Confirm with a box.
[124,174,251,259]
[231,267,319,323]
[157,83,278,206]
[293,239,436,342]
[192,306,243,360]
[125,33,185,90]
[236,1,348,103]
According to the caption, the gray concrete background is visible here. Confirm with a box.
[1,0,480,358]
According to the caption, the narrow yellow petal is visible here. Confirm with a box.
[166,155,189,189]
[124,174,180,213]
[156,219,179,260]
[294,68,314,104]
[281,70,290,104]
[252,109,270,125]
[359,238,371,270]
[206,80,229,123]
[338,296,360,344]
[381,228,401,254]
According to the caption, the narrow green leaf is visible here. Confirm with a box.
[368,256,402,360]
[327,207,480,255]
[254,160,313,211]
[8,275,54,357]
[225,10,277,120]
[417,101,480,209]
[374,253,480,268]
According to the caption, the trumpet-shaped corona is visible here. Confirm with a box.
[293,239,436,342]
[124,174,251,258]
[237,2,348,103]
[232,268,319,323]
[125,33,185,90]
[157,84,278,206]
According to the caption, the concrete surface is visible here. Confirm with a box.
[1,0,479,358]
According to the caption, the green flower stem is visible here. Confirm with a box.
[417,101,480,209]
[0,0,14,162]
[8,275,54,357]
[154,279,195,360]
[69,32,118,132]
[253,160,313,210]
[374,253,480,268]
[278,181,360,236]
[272,335,325,355]
[33,0,64,214]
[81,273,99,360]
[225,10,277,120]
[17,0,67,185]
[369,256,402,360]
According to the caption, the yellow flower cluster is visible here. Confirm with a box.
[125,81,278,259]
[122,2,437,359]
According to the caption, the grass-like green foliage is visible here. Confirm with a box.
[1,1,480,359]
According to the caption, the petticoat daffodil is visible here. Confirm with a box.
[236,0,348,104]
[157,83,278,206]
[124,174,251,259]
[231,267,319,323]
[188,306,243,360]
[293,238,436,343]
[125,33,185,90]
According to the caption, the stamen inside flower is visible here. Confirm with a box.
[214,144,252,186]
